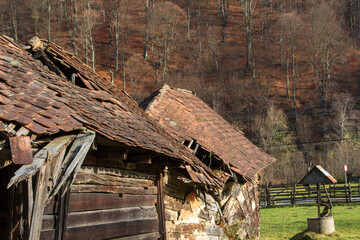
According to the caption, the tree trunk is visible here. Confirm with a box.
[115,23,119,71]
[292,48,297,121]
[286,52,289,100]
[9,0,18,41]
[46,0,51,41]
[121,30,126,90]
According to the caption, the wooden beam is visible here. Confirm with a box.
[69,193,157,212]
[126,155,152,164]
[71,185,157,195]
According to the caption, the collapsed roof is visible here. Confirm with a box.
[141,84,276,182]
[0,35,222,187]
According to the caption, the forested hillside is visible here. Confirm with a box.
[2,0,360,182]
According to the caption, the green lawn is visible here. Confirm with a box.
[260,203,360,239]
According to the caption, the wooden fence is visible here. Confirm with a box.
[260,180,360,207]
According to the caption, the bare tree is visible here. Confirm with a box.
[305,2,345,109]
[142,0,156,60]
[216,0,229,43]
[45,0,51,41]
[278,12,301,120]
[77,0,98,70]
[108,0,127,75]
[7,0,18,41]
[62,0,79,54]
[333,93,355,139]
[240,0,255,71]
[150,2,186,83]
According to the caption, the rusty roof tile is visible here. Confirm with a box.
[0,94,11,105]
[25,122,48,135]
[33,115,58,129]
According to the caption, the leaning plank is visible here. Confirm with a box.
[48,131,95,200]
[69,193,157,212]
[7,135,76,188]
[29,164,51,240]
[71,185,157,195]
[64,219,159,239]
[67,206,158,227]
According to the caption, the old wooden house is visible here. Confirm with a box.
[0,36,224,240]
[141,85,276,239]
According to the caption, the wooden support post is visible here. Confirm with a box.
[157,171,166,240]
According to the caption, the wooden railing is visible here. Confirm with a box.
[260,180,360,207]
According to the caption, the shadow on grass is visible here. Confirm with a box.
[290,230,312,240]
[290,230,341,240]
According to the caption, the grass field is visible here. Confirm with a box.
[260,203,360,239]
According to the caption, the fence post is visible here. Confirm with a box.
[266,182,271,207]
[345,183,348,203]
[349,182,352,202]
[291,183,296,205]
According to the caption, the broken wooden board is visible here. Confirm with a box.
[7,134,76,188]
[48,131,95,200]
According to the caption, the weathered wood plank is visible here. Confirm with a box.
[111,232,160,240]
[41,214,55,230]
[43,197,56,215]
[64,219,159,239]
[71,184,157,195]
[69,193,157,212]
[40,229,55,239]
[67,206,158,227]
[7,135,76,188]
[74,171,154,187]
[78,166,157,180]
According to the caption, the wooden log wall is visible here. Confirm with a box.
[40,166,160,240]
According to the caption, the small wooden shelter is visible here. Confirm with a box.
[299,165,337,234]
[141,84,276,239]
[0,36,222,239]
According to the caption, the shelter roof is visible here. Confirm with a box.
[299,165,337,185]
[141,84,276,182]
[0,35,221,187]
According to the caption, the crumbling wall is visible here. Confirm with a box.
[164,174,260,240]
